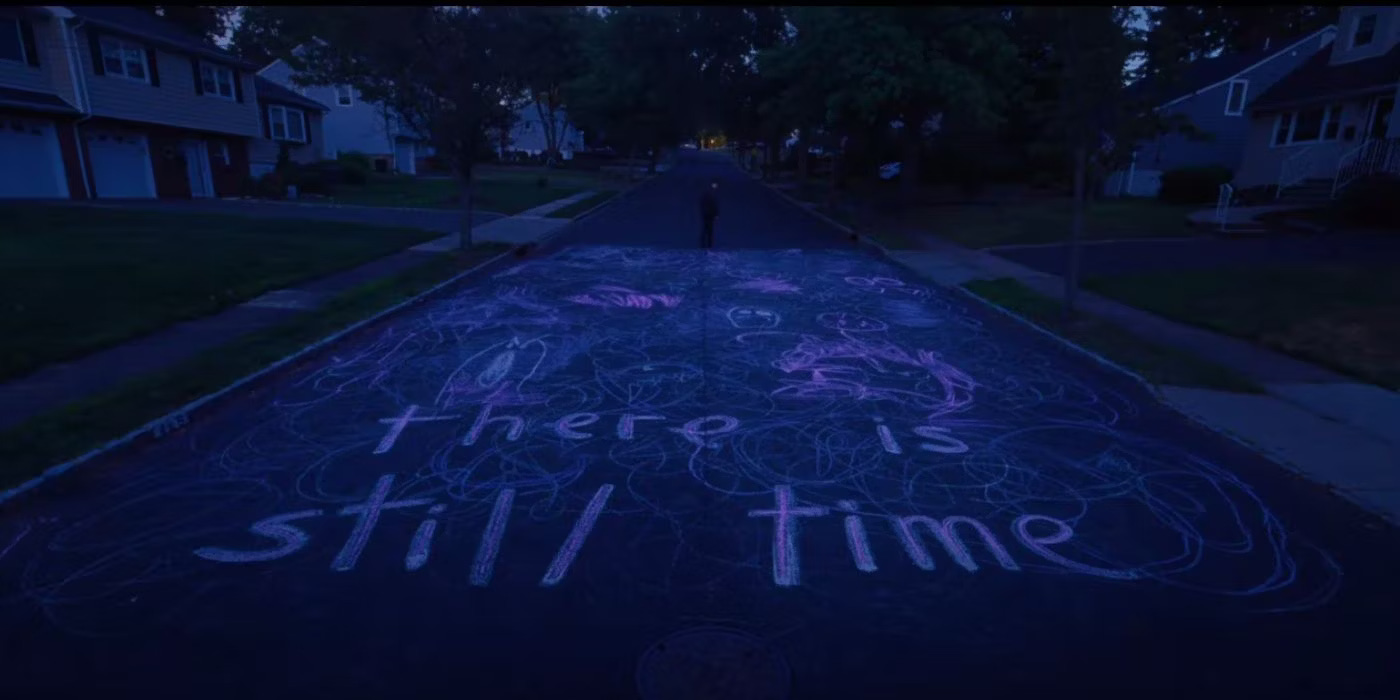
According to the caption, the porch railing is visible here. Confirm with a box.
[1276,145,1320,198]
[1216,183,1233,231]
[1333,137,1400,198]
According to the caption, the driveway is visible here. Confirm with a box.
[991,233,1400,277]
[1,151,1397,698]
[64,198,506,233]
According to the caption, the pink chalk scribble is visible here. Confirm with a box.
[567,285,683,310]
[730,278,801,294]
[772,335,976,414]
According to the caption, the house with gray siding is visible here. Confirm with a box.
[1234,5,1400,198]
[258,51,429,175]
[0,6,262,199]
[248,75,328,177]
[1105,26,1338,197]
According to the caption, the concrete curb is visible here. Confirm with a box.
[0,246,521,506]
[753,175,887,254]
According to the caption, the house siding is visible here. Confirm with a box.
[1234,99,1373,187]
[1332,7,1400,65]
[0,11,61,96]
[262,58,420,159]
[248,109,325,170]
[76,27,260,137]
[1135,34,1335,175]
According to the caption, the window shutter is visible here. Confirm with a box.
[87,30,104,76]
[190,58,202,95]
[146,48,160,86]
[302,112,311,144]
[18,20,38,67]
[263,106,271,139]
[233,70,244,103]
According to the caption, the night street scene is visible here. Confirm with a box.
[2,5,1399,699]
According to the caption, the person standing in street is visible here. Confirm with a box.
[699,180,719,249]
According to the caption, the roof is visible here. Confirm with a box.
[1126,27,1336,107]
[66,7,259,71]
[253,76,330,112]
[0,86,80,115]
[1252,42,1400,111]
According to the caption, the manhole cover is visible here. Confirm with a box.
[636,627,791,700]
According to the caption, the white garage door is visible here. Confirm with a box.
[87,131,156,198]
[0,118,69,198]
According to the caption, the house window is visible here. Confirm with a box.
[336,85,353,106]
[100,37,148,82]
[1224,80,1248,116]
[1353,14,1377,48]
[269,105,306,143]
[1273,105,1343,146]
[0,17,24,63]
[212,140,230,166]
[200,63,236,99]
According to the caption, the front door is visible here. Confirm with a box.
[183,140,212,198]
[1369,97,1394,140]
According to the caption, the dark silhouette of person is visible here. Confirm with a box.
[699,180,719,248]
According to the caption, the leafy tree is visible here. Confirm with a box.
[566,7,695,172]
[226,6,321,67]
[292,7,526,249]
[506,7,597,166]
[143,6,234,44]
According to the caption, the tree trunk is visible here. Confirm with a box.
[1063,143,1087,319]
[796,129,810,184]
[455,162,475,252]
[899,118,922,206]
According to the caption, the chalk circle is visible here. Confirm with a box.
[636,626,791,700]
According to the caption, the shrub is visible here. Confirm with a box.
[275,142,292,175]
[290,168,329,196]
[1158,165,1233,204]
[256,172,285,199]
[337,150,372,171]
[1337,174,1400,229]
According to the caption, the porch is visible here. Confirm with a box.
[1236,91,1398,200]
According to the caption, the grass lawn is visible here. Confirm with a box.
[886,198,1201,249]
[963,279,1263,393]
[0,245,509,489]
[0,205,439,384]
[548,191,618,219]
[326,166,628,213]
[1085,265,1400,390]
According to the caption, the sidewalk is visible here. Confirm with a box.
[0,202,581,432]
[891,236,1400,522]
[762,182,1400,523]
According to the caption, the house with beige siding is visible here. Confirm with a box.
[1234,6,1400,198]
[0,6,263,199]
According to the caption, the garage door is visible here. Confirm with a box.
[395,141,416,175]
[86,131,156,198]
[0,118,69,198]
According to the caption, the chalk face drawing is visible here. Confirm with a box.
[0,245,1342,645]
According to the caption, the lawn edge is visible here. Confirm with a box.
[0,246,518,506]
[548,190,620,219]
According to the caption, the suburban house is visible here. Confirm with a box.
[0,6,262,199]
[258,50,430,175]
[1106,25,1338,197]
[495,102,585,160]
[248,75,328,177]
[1234,5,1400,198]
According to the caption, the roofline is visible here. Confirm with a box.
[75,14,259,71]
[1154,25,1338,111]
[257,57,286,76]
[1252,82,1400,112]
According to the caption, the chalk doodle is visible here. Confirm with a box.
[150,411,190,439]
[0,244,1344,645]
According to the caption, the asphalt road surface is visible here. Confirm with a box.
[2,151,1397,699]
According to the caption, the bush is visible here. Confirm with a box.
[337,151,372,171]
[290,168,329,196]
[1158,165,1233,204]
[256,172,286,199]
[1337,174,1400,229]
